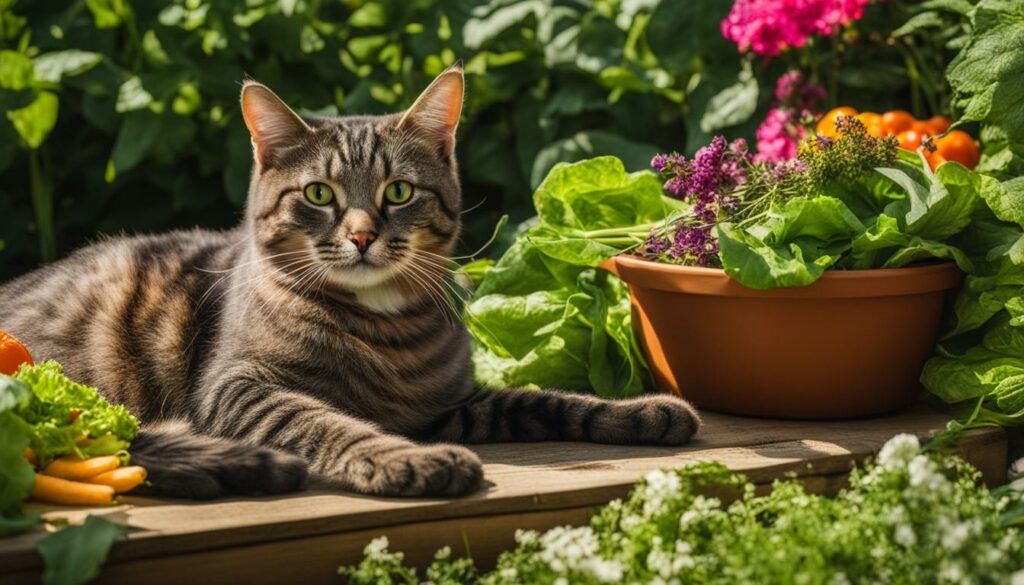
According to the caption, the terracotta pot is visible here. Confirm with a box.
[602,256,963,419]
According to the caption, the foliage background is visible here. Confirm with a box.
[0,0,966,281]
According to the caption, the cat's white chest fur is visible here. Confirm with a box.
[351,284,409,314]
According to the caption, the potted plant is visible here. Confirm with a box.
[595,113,987,419]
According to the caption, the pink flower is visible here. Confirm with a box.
[721,0,871,57]
[754,71,825,162]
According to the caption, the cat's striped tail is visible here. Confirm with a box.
[128,421,308,499]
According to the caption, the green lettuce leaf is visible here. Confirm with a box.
[14,362,139,465]
[0,375,38,536]
[718,196,863,289]
[469,157,658,396]
[38,516,126,585]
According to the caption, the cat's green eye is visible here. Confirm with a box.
[384,180,414,205]
[304,182,334,206]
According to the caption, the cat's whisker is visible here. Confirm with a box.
[397,264,452,326]
[398,263,458,327]
[401,262,461,326]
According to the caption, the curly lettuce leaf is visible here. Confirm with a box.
[13,361,139,465]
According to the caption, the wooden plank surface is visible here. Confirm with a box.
[0,403,1007,582]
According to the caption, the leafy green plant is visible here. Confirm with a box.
[917,0,1024,426]
[467,156,677,396]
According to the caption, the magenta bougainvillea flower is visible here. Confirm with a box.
[721,0,872,57]
[754,71,825,162]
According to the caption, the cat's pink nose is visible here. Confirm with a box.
[348,231,376,254]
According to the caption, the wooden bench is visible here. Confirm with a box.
[0,403,1006,584]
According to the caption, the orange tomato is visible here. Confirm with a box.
[0,331,33,376]
[934,130,980,169]
[896,129,923,151]
[880,110,915,136]
[924,115,952,135]
[816,106,859,137]
[855,112,882,136]
[910,121,935,138]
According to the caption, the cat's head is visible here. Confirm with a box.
[239,65,463,309]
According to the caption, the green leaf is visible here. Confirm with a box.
[980,176,1024,228]
[7,90,59,149]
[463,0,543,50]
[891,11,946,37]
[106,111,162,181]
[33,51,103,83]
[646,0,732,71]
[0,50,34,90]
[85,0,126,29]
[699,69,759,133]
[946,0,1024,146]
[530,131,659,188]
[719,197,864,289]
[115,76,153,113]
[38,516,127,585]
[922,346,1024,404]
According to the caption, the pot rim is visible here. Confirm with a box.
[601,254,964,298]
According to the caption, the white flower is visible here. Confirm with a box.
[641,469,683,516]
[435,546,451,560]
[499,568,518,580]
[941,520,979,552]
[1011,569,1024,585]
[830,572,851,585]
[938,560,966,583]
[363,536,389,557]
[878,434,921,469]
[895,524,916,547]
[908,455,950,492]
[515,529,538,545]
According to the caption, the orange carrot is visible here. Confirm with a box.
[42,455,120,481]
[85,466,147,493]
[24,447,36,467]
[31,474,114,506]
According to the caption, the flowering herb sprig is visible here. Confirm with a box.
[642,114,898,267]
[646,138,750,267]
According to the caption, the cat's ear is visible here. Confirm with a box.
[398,62,464,157]
[240,80,310,168]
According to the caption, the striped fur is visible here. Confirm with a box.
[0,66,699,499]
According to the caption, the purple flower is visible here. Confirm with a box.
[651,153,669,173]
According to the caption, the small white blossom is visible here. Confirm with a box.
[878,434,921,469]
[363,536,389,557]
[895,524,916,547]
[1011,569,1024,585]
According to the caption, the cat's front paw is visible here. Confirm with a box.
[591,394,700,446]
[352,444,484,497]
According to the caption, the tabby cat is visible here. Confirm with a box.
[0,65,700,499]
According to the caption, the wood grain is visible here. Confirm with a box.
[0,403,1007,582]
